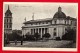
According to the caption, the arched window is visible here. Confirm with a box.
[54,20,57,24]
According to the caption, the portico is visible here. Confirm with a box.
[22,27,48,38]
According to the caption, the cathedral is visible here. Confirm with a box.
[4,5,12,35]
[22,6,77,39]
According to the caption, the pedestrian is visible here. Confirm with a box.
[15,39,17,45]
[21,36,23,45]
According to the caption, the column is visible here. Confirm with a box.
[38,28,39,34]
[41,28,42,38]
[44,28,45,34]
[35,28,36,33]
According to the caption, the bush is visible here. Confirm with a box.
[43,33,51,39]
[25,34,35,41]
[34,33,40,40]
[56,37,61,41]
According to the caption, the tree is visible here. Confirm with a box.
[8,31,21,41]
[62,28,76,42]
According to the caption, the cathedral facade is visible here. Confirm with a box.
[22,7,77,39]
[4,5,12,35]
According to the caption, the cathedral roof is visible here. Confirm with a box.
[53,6,66,18]
[23,18,52,24]
[66,16,76,20]
[53,12,66,18]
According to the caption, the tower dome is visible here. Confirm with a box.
[53,6,66,18]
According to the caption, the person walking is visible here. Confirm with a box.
[21,36,23,45]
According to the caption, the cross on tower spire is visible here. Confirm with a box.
[32,13,34,20]
[58,6,62,12]
[24,17,26,22]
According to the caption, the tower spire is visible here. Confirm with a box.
[8,5,10,10]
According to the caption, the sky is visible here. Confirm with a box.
[3,2,78,30]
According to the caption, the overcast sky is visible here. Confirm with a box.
[3,2,78,30]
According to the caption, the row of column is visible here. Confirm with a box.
[31,28,48,38]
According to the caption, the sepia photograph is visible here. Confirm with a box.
[3,2,78,51]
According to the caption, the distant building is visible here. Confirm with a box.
[22,6,77,39]
[4,5,12,35]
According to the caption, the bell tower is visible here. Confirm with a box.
[4,5,12,35]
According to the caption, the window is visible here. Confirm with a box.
[71,21,72,24]
[10,19,11,23]
[54,20,57,24]
[7,25,8,28]
[67,20,69,24]
[9,24,12,28]
[7,19,8,23]
[54,28,56,30]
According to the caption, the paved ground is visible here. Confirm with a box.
[5,40,76,48]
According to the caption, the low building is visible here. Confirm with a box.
[22,6,77,39]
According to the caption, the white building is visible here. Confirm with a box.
[22,6,76,39]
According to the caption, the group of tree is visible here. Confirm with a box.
[4,31,22,41]
[62,28,76,42]
[25,33,51,41]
